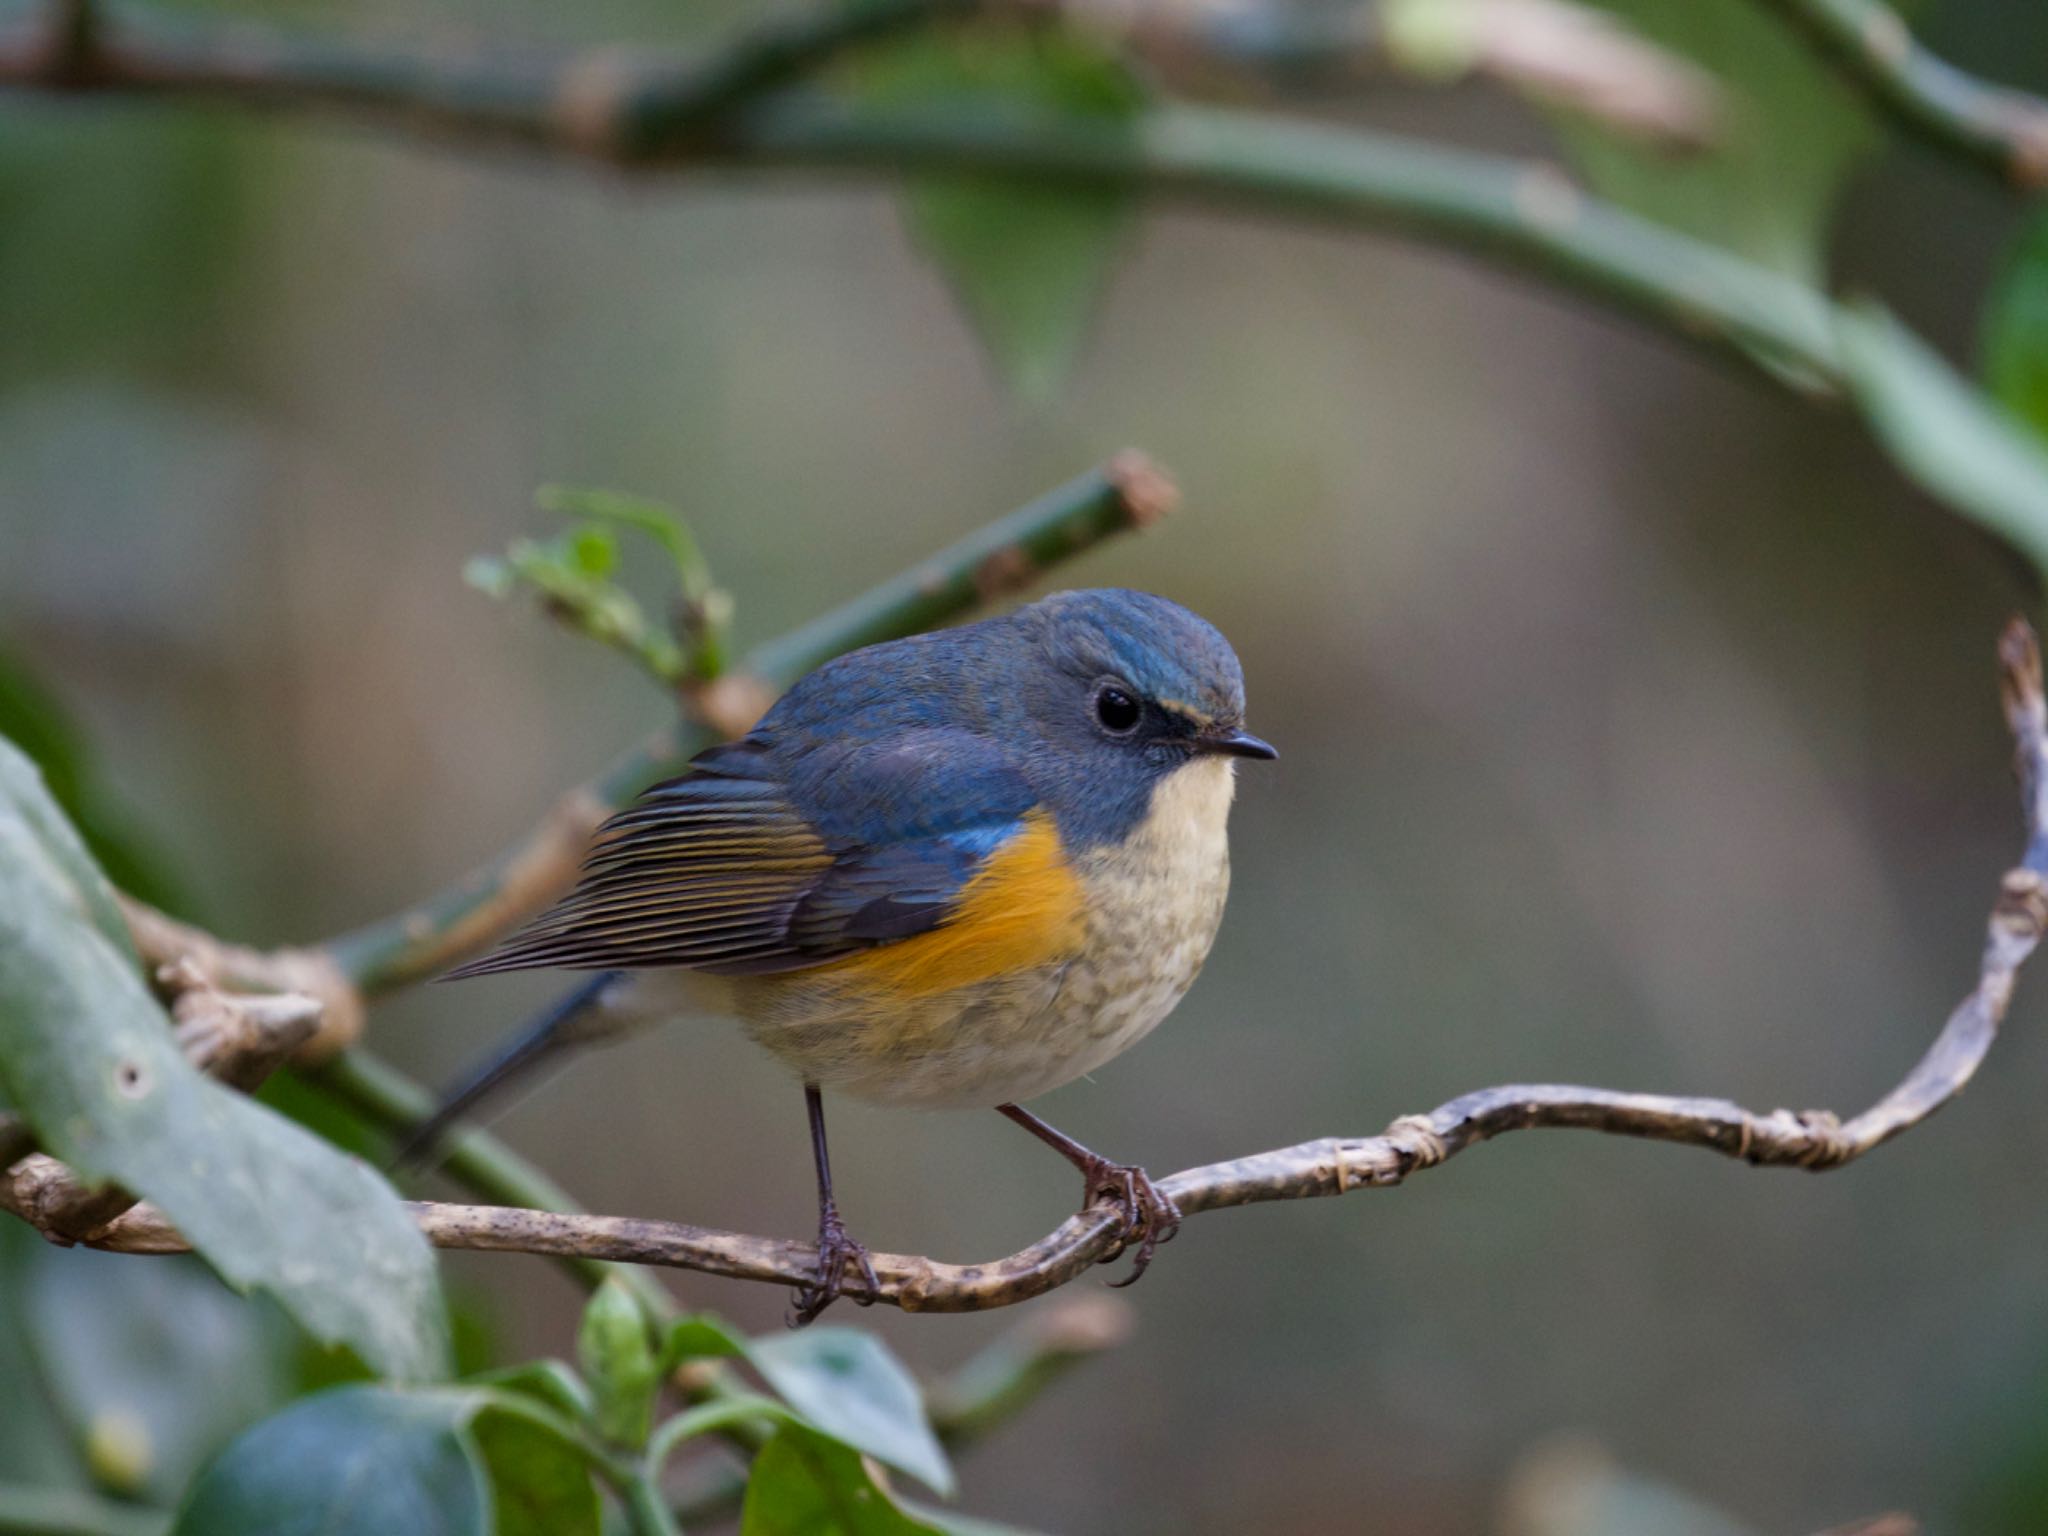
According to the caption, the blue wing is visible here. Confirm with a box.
[443,729,1036,979]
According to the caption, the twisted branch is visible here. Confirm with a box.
[32,623,2044,1313]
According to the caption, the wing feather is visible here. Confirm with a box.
[442,729,1040,981]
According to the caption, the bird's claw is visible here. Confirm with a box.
[1080,1157,1181,1286]
[788,1202,879,1327]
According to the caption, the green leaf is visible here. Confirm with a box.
[1839,304,2048,582]
[747,1328,954,1497]
[466,1361,595,1423]
[170,1387,599,1536]
[577,1277,658,1449]
[656,1312,747,1375]
[19,1246,292,1504]
[899,1504,1047,1536]
[0,739,448,1380]
[858,24,1145,401]
[1986,203,2048,441]
[740,1425,942,1536]
[0,652,187,914]
[1550,0,1876,278]
[468,1406,601,1536]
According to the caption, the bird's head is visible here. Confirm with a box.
[1007,588,1275,847]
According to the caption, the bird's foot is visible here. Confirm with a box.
[1077,1156,1182,1286]
[788,1201,880,1327]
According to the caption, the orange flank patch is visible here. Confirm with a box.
[820,812,1086,1000]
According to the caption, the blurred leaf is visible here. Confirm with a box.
[467,1407,601,1536]
[857,24,1146,401]
[739,1424,941,1536]
[1985,204,2048,441]
[467,1361,595,1423]
[898,1506,1044,1536]
[656,1312,747,1374]
[170,1386,598,1536]
[0,113,250,391]
[0,739,448,1381]
[577,1278,657,1450]
[20,1247,292,1504]
[253,1068,383,1162]
[1551,0,1876,278]
[0,650,188,913]
[1959,1380,2048,1534]
[747,1328,953,1497]
[1839,305,2048,582]
[0,1225,92,1492]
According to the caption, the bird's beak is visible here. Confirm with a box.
[1194,725,1278,761]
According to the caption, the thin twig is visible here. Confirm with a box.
[1749,0,2048,190]
[40,622,2046,1311]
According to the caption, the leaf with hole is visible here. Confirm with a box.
[0,738,447,1381]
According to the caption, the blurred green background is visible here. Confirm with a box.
[5,1,2048,1531]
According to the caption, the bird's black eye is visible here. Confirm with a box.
[1094,684,1142,735]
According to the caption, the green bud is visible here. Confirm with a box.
[578,1277,658,1450]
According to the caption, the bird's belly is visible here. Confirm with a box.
[729,757,1237,1109]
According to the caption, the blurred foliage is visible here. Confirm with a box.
[853,21,1147,402]
[4,0,2048,1530]
[1986,206,2048,443]
[1552,0,1876,277]
[164,1292,1003,1536]
[0,738,448,1381]
[1841,305,2048,587]
[0,649,188,914]
[0,113,251,392]
[1960,1382,2048,1535]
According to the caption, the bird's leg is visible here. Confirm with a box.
[996,1103,1181,1286]
[789,1084,880,1327]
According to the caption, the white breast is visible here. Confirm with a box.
[1044,754,1238,1083]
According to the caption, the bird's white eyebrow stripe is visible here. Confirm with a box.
[1155,698,1218,729]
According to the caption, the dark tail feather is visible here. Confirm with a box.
[394,972,622,1171]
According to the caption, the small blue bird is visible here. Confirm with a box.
[423,588,1275,1321]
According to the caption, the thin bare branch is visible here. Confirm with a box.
[30,620,2043,1313]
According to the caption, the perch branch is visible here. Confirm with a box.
[35,623,2045,1313]
[1750,0,2048,190]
